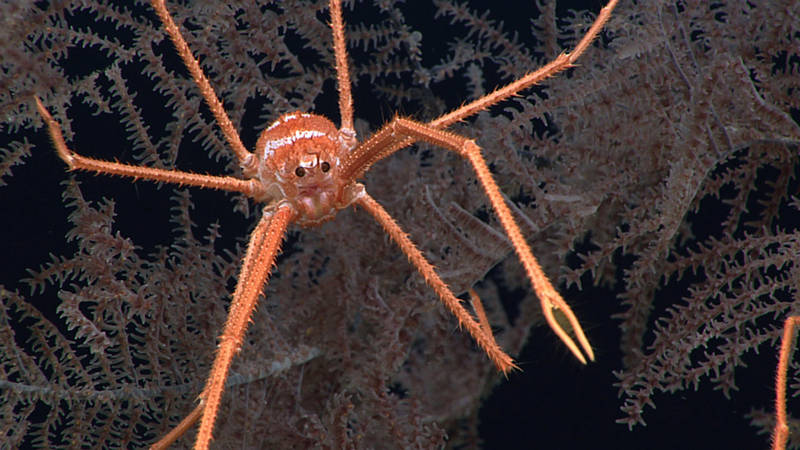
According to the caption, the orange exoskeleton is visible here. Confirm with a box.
[33,0,619,447]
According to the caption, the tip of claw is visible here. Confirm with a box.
[584,343,596,363]
[562,329,594,365]
[32,95,77,168]
[543,300,595,365]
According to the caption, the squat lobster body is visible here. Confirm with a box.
[33,0,620,447]
[250,112,360,226]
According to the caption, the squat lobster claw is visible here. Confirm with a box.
[34,0,618,447]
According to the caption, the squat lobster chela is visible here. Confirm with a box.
[34,0,619,447]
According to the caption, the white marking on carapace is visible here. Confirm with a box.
[266,113,314,132]
[263,129,327,159]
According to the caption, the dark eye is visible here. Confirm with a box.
[295,167,305,177]
[320,161,331,172]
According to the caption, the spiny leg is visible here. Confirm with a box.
[468,289,494,340]
[328,0,354,136]
[149,0,252,167]
[462,134,594,363]
[773,315,800,450]
[38,87,283,448]
[337,0,620,362]
[341,0,619,182]
[356,191,515,374]
[357,117,593,364]
[34,97,264,197]
[150,206,294,450]
[197,206,292,449]
[430,0,619,129]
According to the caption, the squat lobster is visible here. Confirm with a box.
[34,0,618,447]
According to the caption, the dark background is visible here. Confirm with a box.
[2,1,794,449]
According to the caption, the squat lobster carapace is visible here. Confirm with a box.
[34,0,619,448]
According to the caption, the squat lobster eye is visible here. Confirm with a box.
[321,161,331,172]
[295,166,306,177]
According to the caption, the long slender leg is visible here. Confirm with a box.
[429,0,619,129]
[468,289,494,340]
[151,205,294,450]
[150,403,202,450]
[772,316,800,450]
[34,97,264,198]
[359,118,593,364]
[341,0,619,181]
[356,191,515,374]
[149,0,252,166]
[329,0,354,136]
